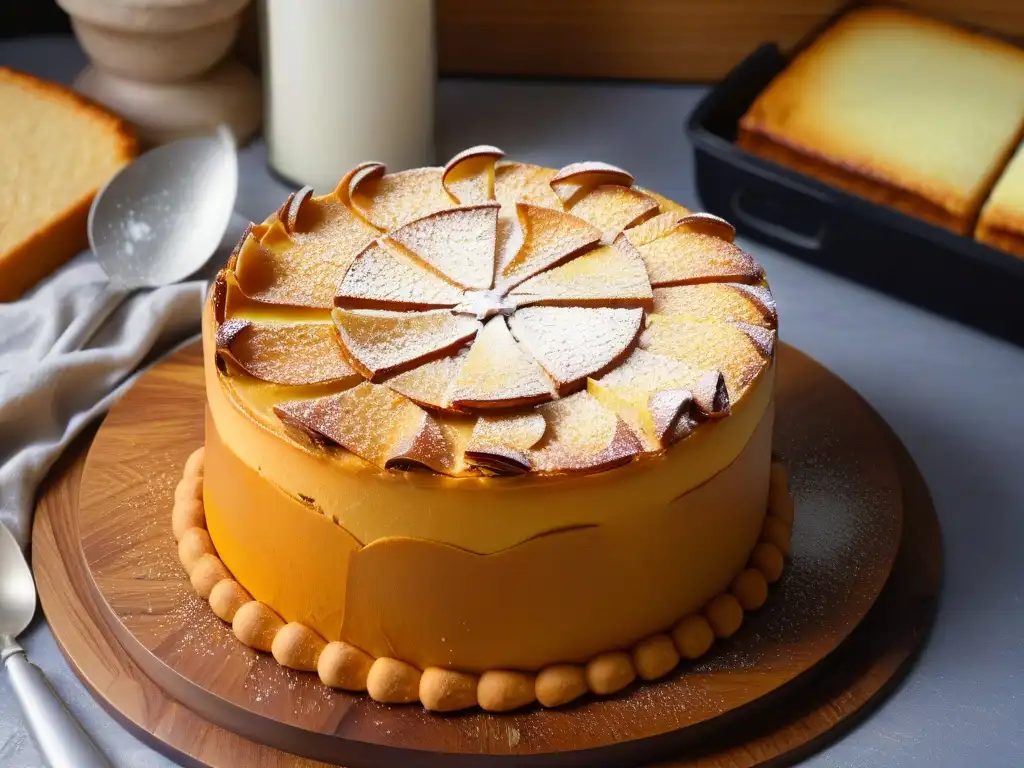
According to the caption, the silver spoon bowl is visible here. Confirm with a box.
[48,125,240,357]
[1,523,111,767]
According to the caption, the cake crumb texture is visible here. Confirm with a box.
[0,67,136,300]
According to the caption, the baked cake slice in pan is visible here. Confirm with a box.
[738,6,1024,234]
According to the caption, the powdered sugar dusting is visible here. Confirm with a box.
[337,240,464,309]
[389,204,500,290]
[510,306,643,392]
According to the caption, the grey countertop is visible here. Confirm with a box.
[3,35,1023,768]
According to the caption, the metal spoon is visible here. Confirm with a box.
[48,125,241,357]
[0,523,111,767]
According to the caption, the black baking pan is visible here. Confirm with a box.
[687,42,1024,349]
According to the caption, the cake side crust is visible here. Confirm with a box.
[173,447,795,711]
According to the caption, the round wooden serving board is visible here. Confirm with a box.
[33,342,942,767]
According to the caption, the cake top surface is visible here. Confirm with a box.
[739,7,1024,217]
[212,146,776,478]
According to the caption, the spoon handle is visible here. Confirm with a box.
[5,650,113,768]
[47,286,131,358]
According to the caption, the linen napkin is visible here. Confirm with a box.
[0,252,213,549]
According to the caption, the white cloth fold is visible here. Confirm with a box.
[0,253,210,549]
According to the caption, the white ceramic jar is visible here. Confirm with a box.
[262,0,436,191]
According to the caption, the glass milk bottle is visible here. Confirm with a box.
[261,0,435,192]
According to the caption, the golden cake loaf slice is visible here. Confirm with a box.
[0,68,136,301]
[976,141,1024,258]
[738,7,1024,234]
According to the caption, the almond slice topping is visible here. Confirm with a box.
[550,161,635,207]
[387,203,500,290]
[637,230,762,287]
[337,161,385,210]
[335,240,464,310]
[383,351,467,411]
[568,185,659,242]
[332,308,478,381]
[677,212,737,242]
[349,167,455,231]
[499,203,601,289]
[691,370,731,419]
[274,383,453,472]
[442,145,505,204]
[652,283,777,328]
[212,269,230,324]
[648,389,696,446]
[588,348,699,449]
[234,203,377,309]
[215,320,359,387]
[640,315,768,397]
[448,316,554,409]
[278,186,315,233]
[465,412,547,474]
[733,322,777,358]
[493,162,561,219]
[624,211,687,247]
[384,408,457,475]
[530,391,641,474]
[509,306,643,395]
[509,233,652,308]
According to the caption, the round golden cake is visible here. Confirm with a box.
[192,146,787,710]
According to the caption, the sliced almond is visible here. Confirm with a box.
[733,322,777,358]
[212,269,230,324]
[332,308,478,381]
[509,233,652,308]
[637,230,762,287]
[274,190,296,229]
[640,315,768,398]
[435,415,477,476]
[499,203,601,289]
[442,145,505,204]
[648,389,695,446]
[447,316,554,409]
[259,219,293,252]
[387,203,500,290]
[678,212,736,242]
[383,351,467,411]
[568,185,659,242]
[493,162,561,219]
[549,161,635,207]
[691,370,730,419]
[215,318,248,349]
[668,414,697,445]
[385,409,456,475]
[274,383,439,470]
[275,187,315,233]
[282,186,315,233]
[216,320,360,387]
[349,167,455,231]
[624,211,686,247]
[464,412,547,474]
[234,201,377,309]
[217,267,251,321]
[509,306,643,395]
[336,161,385,210]
[588,348,699,449]
[494,212,525,275]
[530,392,640,474]
[335,239,464,310]
[652,283,777,328]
